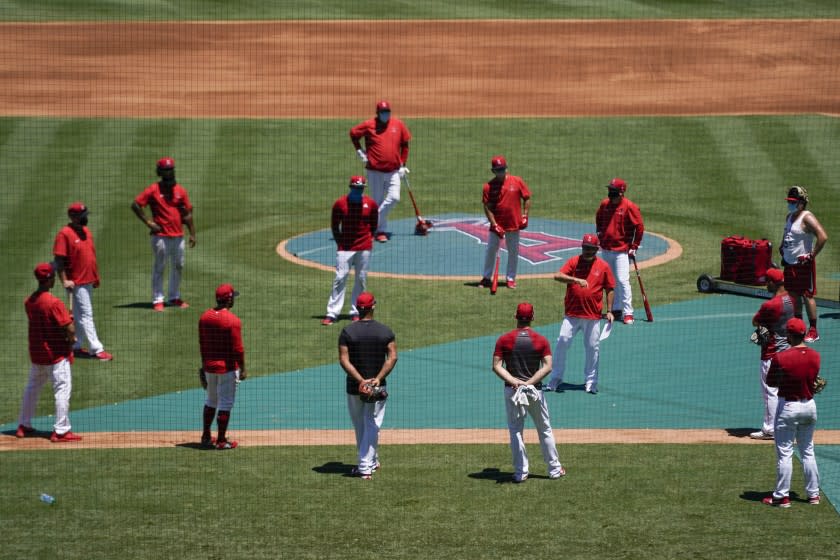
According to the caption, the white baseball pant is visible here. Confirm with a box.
[366,169,400,233]
[758,358,779,435]
[70,283,104,354]
[18,359,73,435]
[772,398,820,500]
[547,316,602,392]
[205,370,240,412]
[482,230,520,282]
[347,394,386,474]
[503,386,563,480]
[601,249,633,316]
[325,250,370,319]
[151,235,185,304]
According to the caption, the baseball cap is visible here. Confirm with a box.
[491,155,507,170]
[786,317,807,336]
[34,262,55,281]
[349,175,366,188]
[376,100,391,112]
[581,233,599,247]
[356,292,376,309]
[67,201,88,215]
[607,177,627,192]
[157,157,175,170]
[766,268,784,284]
[785,185,808,203]
[515,302,534,321]
[215,283,240,300]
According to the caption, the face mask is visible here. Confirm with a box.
[608,190,621,200]
[378,112,391,123]
[79,216,89,227]
[787,202,798,213]
[348,188,363,203]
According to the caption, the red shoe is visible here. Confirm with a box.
[804,327,819,343]
[16,424,35,438]
[375,233,388,243]
[762,495,791,508]
[94,351,113,362]
[216,439,238,450]
[153,302,165,312]
[506,280,517,289]
[623,315,635,325]
[321,316,335,326]
[50,431,82,443]
[169,298,189,309]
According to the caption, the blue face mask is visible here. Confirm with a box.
[348,188,363,203]
[787,202,799,213]
[378,112,391,123]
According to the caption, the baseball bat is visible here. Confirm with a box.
[402,173,433,233]
[631,256,653,322]
[490,256,500,295]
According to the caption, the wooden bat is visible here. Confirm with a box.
[490,256,500,295]
[631,256,653,322]
[403,174,432,235]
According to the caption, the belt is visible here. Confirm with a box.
[783,398,811,403]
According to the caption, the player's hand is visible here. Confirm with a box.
[605,311,615,323]
[147,221,162,234]
[62,280,75,290]
[576,278,589,288]
[519,216,528,230]
[365,377,380,387]
[628,248,636,258]
[398,166,409,178]
[797,253,813,264]
[188,234,196,248]
[356,149,368,164]
[238,368,247,382]
[198,368,208,389]
[491,224,505,238]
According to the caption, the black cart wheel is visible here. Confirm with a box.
[696,274,715,293]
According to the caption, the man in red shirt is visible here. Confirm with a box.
[131,157,196,312]
[322,176,379,326]
[16,263,82,442]
[479,155,531,290]
[198,284,246,450]
[749,268,794,440]
[595,177,644,324]
[350,100,411,243]
[545,234,615,394]
[763,318,821,507]
[53,202,112,361]
[493,302,565,483]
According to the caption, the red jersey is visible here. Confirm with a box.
[494,327,551,384]
[349,118,411,172]
[767,346,820,401]
[753,293,794,360]
[482,175,531,231]
[199,308,245,374]
[26,291,73,365]
[559,256,615,320]
[134,182,193,237]
[595,197,644,252]
[332,194,378,251]
[53,224,99,286]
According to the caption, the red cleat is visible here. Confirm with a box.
[50,431,82,443]
[153,302,165,312]
[169,298,189,309]
[16,424,35,438]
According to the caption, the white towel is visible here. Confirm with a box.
[511,385,540,419]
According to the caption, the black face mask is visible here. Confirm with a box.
[78,216,88,227]
[607,190,621,200]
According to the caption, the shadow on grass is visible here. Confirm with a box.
[725,428,769,439]
[113,302,156,310]
[468,467,518,484]
[741,490,803,504]
[312,461,363,478]
[175,442,218,451]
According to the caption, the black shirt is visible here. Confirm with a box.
[339,320,395,394]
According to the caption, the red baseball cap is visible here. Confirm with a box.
[376,100,391,112]
[215,283,240,300]
[607,177,627,192]
[67,201,88,215]
[356,292,376,309]
[349,175,366,188]
[516,302,534,321]
[157,157,175,170]
[581,233,600,247]
[785,185,808,203]
[34,262,55,281]
[786,317,807,336]
[491,155,507,169]
[766,268,784,284]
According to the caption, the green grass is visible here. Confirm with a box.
[2,115,839,424]
[2,444,838,559]
[2,0,840,21]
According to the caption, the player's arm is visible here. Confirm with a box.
[131,200,162,234]
[524,353,553,385]
[331,205,342,244]
[604,288,615,322]
[182,210,196,248]
[371,340,398,386]
[492,354,524,387]
[766,356,782,387]
[232,323,245,380]
[53,255,75,290]
[338,344,366,385]
[483,201,504,237]
[62,320,76,345]
[628,204,645,253]
[802,213,828,259]
[554,270,586,288]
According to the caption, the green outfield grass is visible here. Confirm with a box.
[2,445,839,559]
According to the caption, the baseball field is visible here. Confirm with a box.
[1,2,840,558]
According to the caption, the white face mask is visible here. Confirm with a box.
[378,112,391,123]
[787,202,799,213]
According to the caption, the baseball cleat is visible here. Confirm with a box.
[94,350,113,362]
[478,278,492,288]
[549,467,567,479]
[586,388,598,395]
[512,474,528,484]
[351,467,372,479]
[169,298,189,309]
[749,430,774,440]
[153,302,165,312]
[623,315,635,325]
[216,439,237,450]
[50,431,82,443]
[506,280,517,289]
[321,317,335,326]
[15,424,35,438]
[804,327,819,343]
[375,233,388,243]
[762,495,791,508]
[808,495,821,505]
[200,434,216,448]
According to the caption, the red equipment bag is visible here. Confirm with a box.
[720,236,772,285]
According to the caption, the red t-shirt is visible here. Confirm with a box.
[494,327,551,384]
[332,194,378,251]
[349,118,411,172]
[767,345,820,401]
[53,224,100,286]
[595,197,644,252]
[482,175,531,231]
[134,182,193,237]
[752,293,794,360]
[199,308,245,374]
[559,256,615,320]
[26,291,73,365]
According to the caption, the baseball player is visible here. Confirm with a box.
[763,317,822,507]
[595,177,644,324]
[198,284,246,450]
[493,302,566,483]
[131,157,196,312]
[479,155,531,290]
[749,268,794,440]
[16,263,82,442]
[53,202,112,361]
[322,176,379,326]
[349,100,411,243]
[338,292,397,479]
[780,186,828,342]
[545,234,615,394]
